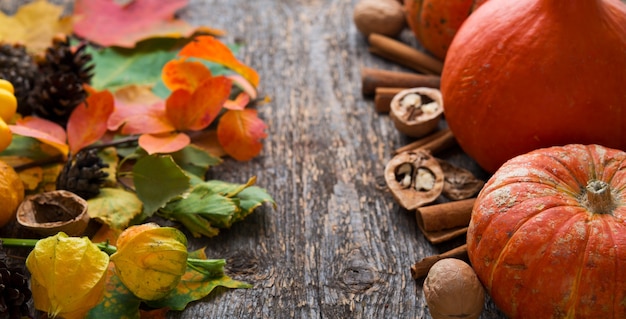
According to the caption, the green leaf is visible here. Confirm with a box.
[170,145,222,180]
[201,176,256,198]
[160,188,240,227]
[87,188,143,230]
[234,185,276,221]
[87,264,142,319]
[0,135,60,161]
[133,154,190,215]
[88,38,181,91]
[146,252,251,311]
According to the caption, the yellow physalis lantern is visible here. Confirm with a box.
[111,223,189,300]
[26,232,109,319]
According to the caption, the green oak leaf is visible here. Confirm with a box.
[87,188,143,230]
[133,154,190,215]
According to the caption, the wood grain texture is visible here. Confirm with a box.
[1,0,505,318]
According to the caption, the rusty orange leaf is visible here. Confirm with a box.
[139,132,191,155]
[9,117,68,156]
[67,89,115,154]
[73,0,224,48]
[217,109,267,161]
[162,60,212,92]
[107,101,174,135]
[165,76,231,131]
[178,36,260,88]
[226,74,257,99]
[223,92,250,111]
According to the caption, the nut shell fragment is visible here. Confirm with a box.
[16,190,90,237]
[384,150,444,210]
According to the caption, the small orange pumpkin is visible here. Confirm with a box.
[441,0,626,173]
[404,0,488,60]
[468,144,626,318]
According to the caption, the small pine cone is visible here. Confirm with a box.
[30,36,95,127]
[41,36,94,84]
[56,149,109,200]
[30,72,87,126]
[0,253,33,319]
[0,43,39,115]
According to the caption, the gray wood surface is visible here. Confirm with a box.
[1,0,506,318]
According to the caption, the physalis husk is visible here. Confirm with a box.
[26,232,109,319]
[111,223,189,300]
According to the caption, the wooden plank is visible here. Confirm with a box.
[1,0,505,318]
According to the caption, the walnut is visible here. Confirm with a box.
[353,0,406,38]
[423,258,485,319]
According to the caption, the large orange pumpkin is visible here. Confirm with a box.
[441,0,626,173]
[404,0,488,60]
[468,144,626,318]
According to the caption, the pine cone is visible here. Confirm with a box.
[0,242,33,319]
[30,72,86,125]
[30,36,94,127]
[41,36,94,84]
[56,149,109,200]
[0,43,38,116]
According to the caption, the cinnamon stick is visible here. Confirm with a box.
[368,33,444,75]
[394,128,456,155]
[361,67,440,96]
[416,198,476,232]
[410,244,468,279]
[374,87,406,113]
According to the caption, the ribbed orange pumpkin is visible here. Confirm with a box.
[468,144,626,318]
[441,0,626,173]
[404,0,488,60]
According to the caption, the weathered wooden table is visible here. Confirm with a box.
[1,0,507,318]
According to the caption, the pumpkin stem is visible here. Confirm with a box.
[584,180,615,215]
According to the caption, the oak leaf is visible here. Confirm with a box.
[73,0,224,48]
[0,0,73,53]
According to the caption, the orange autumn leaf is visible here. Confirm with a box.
[67,89,115,154]
[9,117,68,156]
[162,60,212,92]
[107,101,175,135]
[73,0,224,48]
[165,76,231,131]
[178,36,260,88]
[217,109,267,161]
[138,132,191,155]
[223,92,250,111]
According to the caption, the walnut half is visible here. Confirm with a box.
[384,150,444,210]
[389,87,443,138]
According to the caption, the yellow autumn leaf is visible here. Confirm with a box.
[87,188,143,230]
[111,223,189,300]
[0,0,73,53]
[26,232,109,319]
